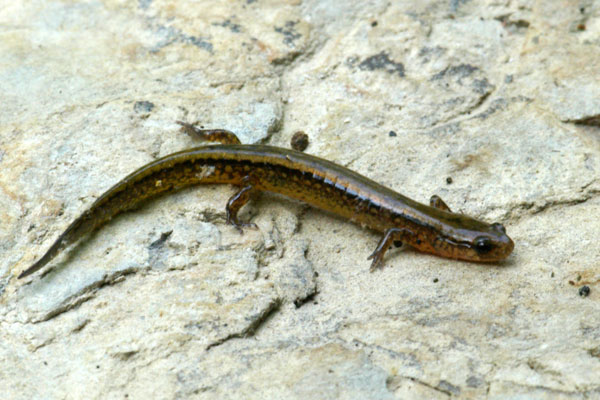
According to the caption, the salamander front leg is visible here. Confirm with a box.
[429,195,452,212]
[226,185,258,233]
[367,228,414,271]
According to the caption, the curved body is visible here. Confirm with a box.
[19,132,514,279]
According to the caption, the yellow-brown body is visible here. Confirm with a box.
[18,125,514,279]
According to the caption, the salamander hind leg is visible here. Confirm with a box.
[367,228,414,271]
[429,195,452,212]
[226,185,258,233]
[176,121,242,145]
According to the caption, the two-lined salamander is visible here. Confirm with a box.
[18,122,514,279]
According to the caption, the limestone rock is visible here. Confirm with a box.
[1,1,599,398]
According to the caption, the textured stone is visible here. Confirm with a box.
[2,0,600,399]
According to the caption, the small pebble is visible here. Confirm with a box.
[291,131,309,151]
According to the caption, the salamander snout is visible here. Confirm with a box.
[470,223,514,261]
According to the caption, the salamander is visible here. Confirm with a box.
[18,122,514,279]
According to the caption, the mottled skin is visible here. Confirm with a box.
[18,123,514,279]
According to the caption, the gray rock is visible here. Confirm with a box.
[2,1,600,398]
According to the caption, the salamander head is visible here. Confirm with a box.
[465,222,514,261]
[426,218,514,262]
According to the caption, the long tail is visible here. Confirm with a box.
[19,123,245,279]
[18,213,91,278]
[18,148,234,279]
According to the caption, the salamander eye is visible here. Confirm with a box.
[474,236,493,254]
[491,223,506,234]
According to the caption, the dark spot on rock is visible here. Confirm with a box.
[149,230,173,249]
[358,52,405,77]
[577,23,586,31]
[432,64,478,81]
[184,35,213,51]
[475,98,508,120]
[579,286,590,297]
[495,15,530,30]
[275,21,301,47]
[513,19,531,28]
[294,291,317,308]
[214,19,241,33]
[151,24,213,52]
[388,130,397,137]
[446,176,453,184]
[437,380,461,396]
[433,278,439,283]
[371,21,378,27]
[134,101,155,114]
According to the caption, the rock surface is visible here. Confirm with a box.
[1,1,600,398]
